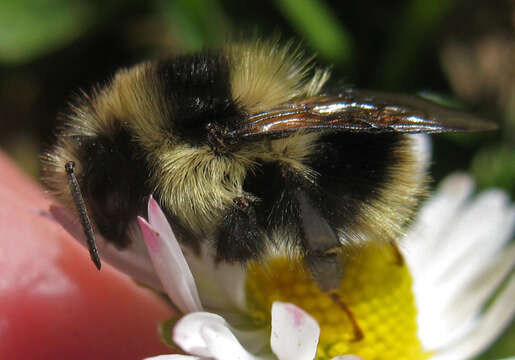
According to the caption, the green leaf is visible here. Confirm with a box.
[472,145,515,197]
[157,0,231,51]
[0,0,95,64]
[274,0,354,67]
[378,0,458,88]
[158,317,181,350]
[416,91,465,108]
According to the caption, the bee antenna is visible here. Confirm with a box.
[65,161,102,270]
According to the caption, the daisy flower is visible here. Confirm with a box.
[127,173,514,360]
[49,129,513,360]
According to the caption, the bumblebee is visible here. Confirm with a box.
[43,39,495,291]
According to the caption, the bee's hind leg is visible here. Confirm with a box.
[297,189,363,341]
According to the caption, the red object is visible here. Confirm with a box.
[0,153,175,360]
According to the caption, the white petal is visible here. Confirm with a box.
[183,245,248,313]
[438,243,515,346]
[429,275,515,360]
[49,205,162,289]
[403,173,475,275]
[173,312,227,357]
[422,190,513,289]
[419,243,515,350]
[410,134,432,176]
[409,183,515,350]
[211,260,248,311]
[173,312,258,360]
[270,302,320,360]
[201,322,259,360]
[138,198,202,313]
[417,191,513,310]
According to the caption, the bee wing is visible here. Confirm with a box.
[227,89,497,139]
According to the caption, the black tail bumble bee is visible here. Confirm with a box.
[42,39,496,292]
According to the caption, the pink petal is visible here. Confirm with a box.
[270,302,320,360]
[138,197,202,313]
[147,195,177,244]
[139,215,162,254]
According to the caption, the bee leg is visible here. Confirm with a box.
[297,189,342,289]
[304,248,342,291]
[389,240,404,266]
[296,190,363,341]
[215,196,265,263]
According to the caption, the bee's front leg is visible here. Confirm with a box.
[215,196,265,263]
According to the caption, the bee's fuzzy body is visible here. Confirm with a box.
[46,39,491,289]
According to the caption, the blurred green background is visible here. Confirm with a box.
[0,0,513,358]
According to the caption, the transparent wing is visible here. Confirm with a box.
[226,89,496,139]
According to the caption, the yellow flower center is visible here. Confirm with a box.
[245,244,431,360]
